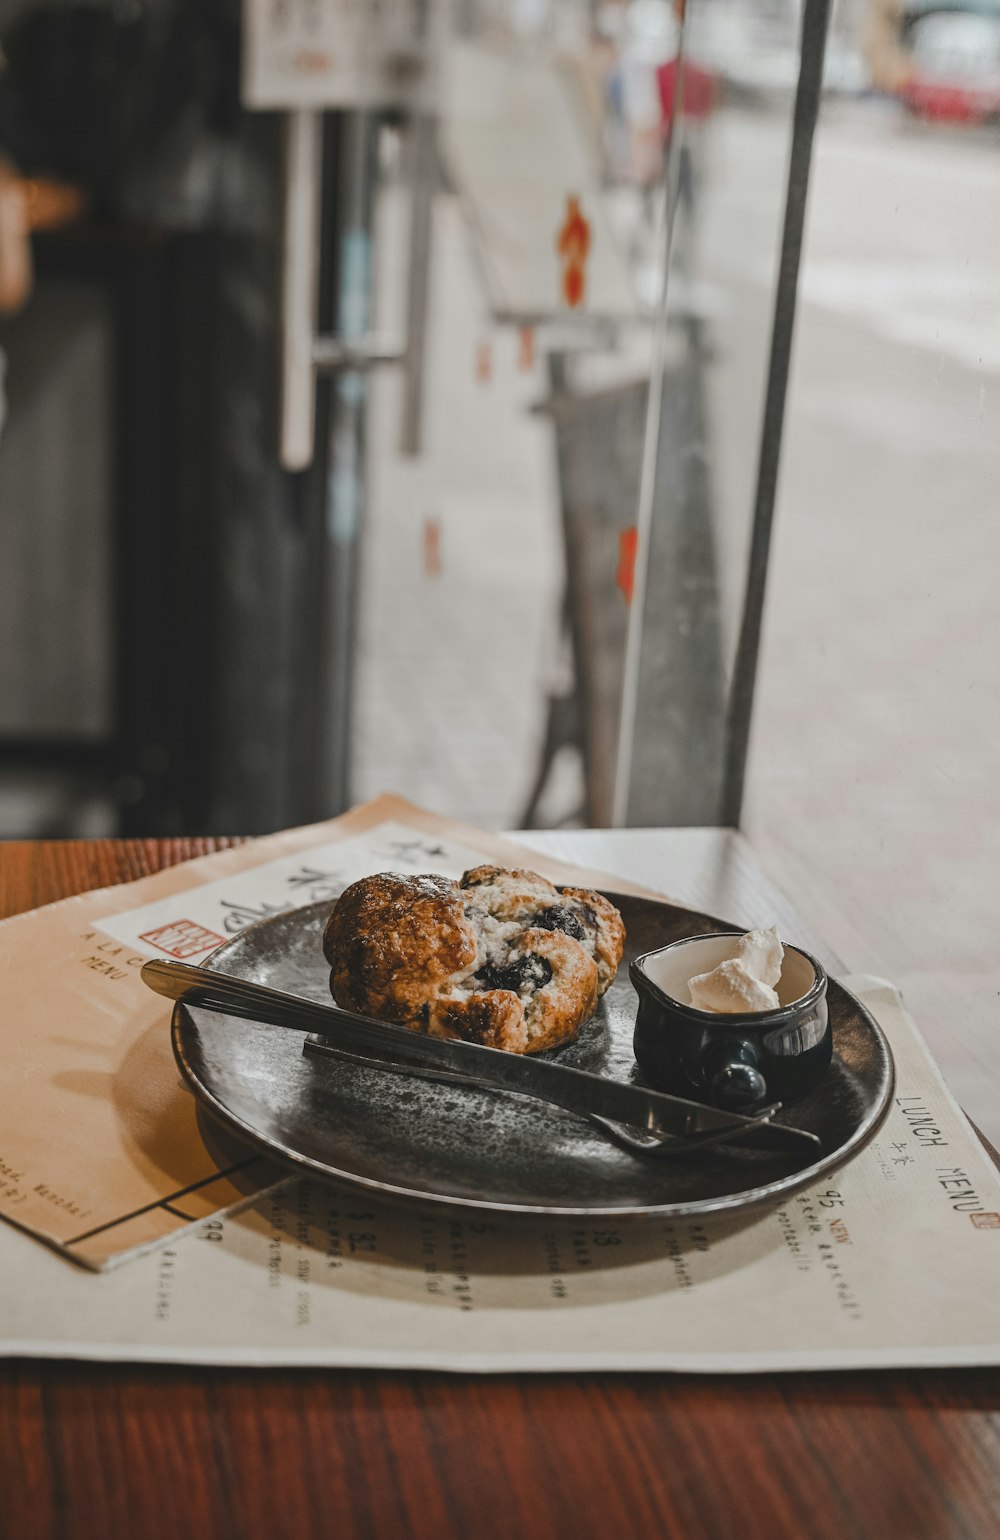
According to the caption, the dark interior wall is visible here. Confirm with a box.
[0,280,113,741]
[0,5,333,836]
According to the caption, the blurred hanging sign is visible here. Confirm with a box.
[242,0,449,109]
[439,43,637,324]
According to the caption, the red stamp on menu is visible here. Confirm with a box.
[970,1212,1000,1229]
[139,919,225,959]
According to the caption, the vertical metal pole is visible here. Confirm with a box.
[400,114,435,458]
[611,4,690,827]
[313,110,378,814]
[720,0,831,828]
[279,110,322,472]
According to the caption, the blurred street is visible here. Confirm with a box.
[731,99,1000,1127]
[354,187,566,828]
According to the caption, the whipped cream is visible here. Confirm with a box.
[688,926,784,1014]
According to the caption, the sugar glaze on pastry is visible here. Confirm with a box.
[322,865,625,1054]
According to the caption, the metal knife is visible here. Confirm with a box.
[142,958,821,1156]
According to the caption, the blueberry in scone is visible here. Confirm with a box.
[322,865,625,1054]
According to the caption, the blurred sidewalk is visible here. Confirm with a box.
[353,190,568,829]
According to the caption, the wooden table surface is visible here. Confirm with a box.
[3,840,1000,1540]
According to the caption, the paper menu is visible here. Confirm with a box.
[4,979,1000,1372]
[0,796,658,1270]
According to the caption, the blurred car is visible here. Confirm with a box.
[868,0,1000,121]
[905,2,1000,120]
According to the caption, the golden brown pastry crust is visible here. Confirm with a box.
[322,865,624,1054]
[505,927,599,1052]
[559,886,627,994]
[429,991,527,1053]
[323,872,476,1025]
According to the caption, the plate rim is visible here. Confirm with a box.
[171,891,896,1221]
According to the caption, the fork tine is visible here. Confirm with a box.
[590,1112,780,1159]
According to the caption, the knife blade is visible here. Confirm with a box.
[143,958,821,1156]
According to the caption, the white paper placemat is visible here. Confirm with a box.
[4,974,1000,1372]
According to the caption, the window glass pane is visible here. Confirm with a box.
[353,0,802,831]
[619,0,798,824]
[744,2,1000,1140]
[355,6,660,828]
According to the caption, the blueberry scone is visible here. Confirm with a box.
[322,865,625,1054]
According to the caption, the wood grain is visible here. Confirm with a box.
[2,842,1000,1540]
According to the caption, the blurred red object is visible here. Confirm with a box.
[656,58,717,125]
[556,194,590,310]
[617,527,638,606]
[902,75,1000,121]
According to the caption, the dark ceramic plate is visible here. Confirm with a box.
[172,893,894,1219]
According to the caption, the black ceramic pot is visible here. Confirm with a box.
[631,933,831,1112]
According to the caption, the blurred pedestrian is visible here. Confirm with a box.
[656,0,717,276]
